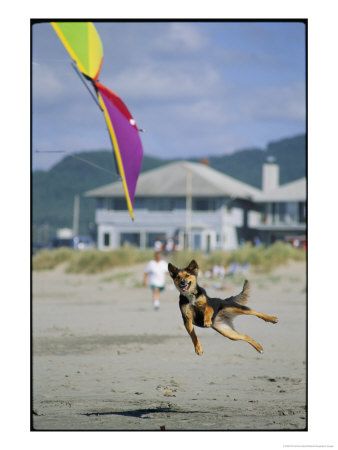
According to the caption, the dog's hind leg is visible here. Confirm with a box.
[212,319,263,353]
[229,306,278,324]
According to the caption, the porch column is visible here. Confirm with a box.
[140,231,146,249]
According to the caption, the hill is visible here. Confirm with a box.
[32,134,306,242]
[204,134,306,187]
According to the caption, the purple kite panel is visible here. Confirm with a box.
[98,88,143,205]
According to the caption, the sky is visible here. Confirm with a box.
[32,20,306,170]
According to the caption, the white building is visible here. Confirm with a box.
[85,160,306,251]
[254,160,306,244]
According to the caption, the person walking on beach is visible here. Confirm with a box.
[143,251,168,310]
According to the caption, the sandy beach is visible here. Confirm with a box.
[32,260,306,431]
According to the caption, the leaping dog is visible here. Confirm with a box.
[168,260,278,355]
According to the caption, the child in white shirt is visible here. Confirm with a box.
[143,251,168,310]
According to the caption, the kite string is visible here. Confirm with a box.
[67,153,116,175]
[71,61,103,111]
[35,150,116,176]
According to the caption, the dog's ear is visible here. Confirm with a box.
[186,259,199,275]
[168,263,178,279]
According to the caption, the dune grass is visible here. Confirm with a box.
[171,241,305,273]
[32,241,305,274]
[32,247,74,271]
[32,246,153,274]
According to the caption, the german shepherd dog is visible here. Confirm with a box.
[168,260,278,355]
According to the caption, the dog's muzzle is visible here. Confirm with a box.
[179,279,191,292]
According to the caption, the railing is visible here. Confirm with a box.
[257,216,306,229]
[96,207,243,227]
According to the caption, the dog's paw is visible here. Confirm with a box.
[263,315,278,323]
[255,343,263,354]
[204,319,212,328]
[195,345,203,355]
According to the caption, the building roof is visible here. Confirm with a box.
[257,177,306,202]
[85,161,262,200]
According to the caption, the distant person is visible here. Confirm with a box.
[212,265,225,278]
[154,240,162,251]
[239,238,245,247]
[143,251,168,310]
[165,238,174,255]
[293,239,300,248]
[253,236,261,247]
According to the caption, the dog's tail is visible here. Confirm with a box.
[232,279,250,305]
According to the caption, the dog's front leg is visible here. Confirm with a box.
[204,304,214,327]
[184,319,203,355]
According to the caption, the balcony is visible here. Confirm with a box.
[95,206,244,228]
[255,214,306,231]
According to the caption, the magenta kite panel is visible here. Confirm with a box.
[96,83,143,206]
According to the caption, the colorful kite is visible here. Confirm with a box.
[51,21,143,220]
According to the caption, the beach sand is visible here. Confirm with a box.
[32,260,306,431]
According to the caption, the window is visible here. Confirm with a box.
[133,197,186,210]
[114,198,128,210]
[286,202,298,222]
[134,198,146,209]
[193,198,208,211]
[174,198,186,209]
[120,233,140,246]
[103,233,110,247]
[105,198,128,210]
[148,199,167,211]
[271,202,276,222]
[193,198,216,211]
[146,233,166,248]
[298,202,306,223]
[193,234,201,249]
[278,203,286,221]
[97,197,105,208]
[148,198,175,211]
